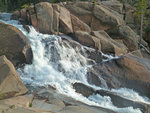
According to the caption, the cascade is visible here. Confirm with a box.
[1,13,150,113]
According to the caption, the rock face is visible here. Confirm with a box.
[11,1,139,55]
[35,2,54,34]
[89,54,150,98]
[107,25,139,51]
[71,14,91,32]
[12,1,125,34]
[0,94,34,107]
[66,2,124,31]
[0,55,28,99]
[93,4,124,26]
[59,6,73,34]
[29,86,117,113]
[91,30,128,55]
[101,0,123,14]
[75,30,127,56]
[0,22,33,66]
[75,31,101,50]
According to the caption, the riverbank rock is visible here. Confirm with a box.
[73,82,150,113]
[0,104,54,113]
[28,86,117,113]
[0,55,28,99]
[73,82,95,97]
[89,54,150,98]
[0,22,33,67]
[0,94,34,107]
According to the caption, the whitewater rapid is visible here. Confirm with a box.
[1,13,150,113]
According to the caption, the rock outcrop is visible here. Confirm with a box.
[75,30,127,56]
[0,55,28,99]
[66,2,124,31]
[0,22,33,66]
[107,25,139,51]
[11,1,140,55]
[88,54,150,98]
[11,1,125,33]
[73,82,150,113]
[35,2,54,34]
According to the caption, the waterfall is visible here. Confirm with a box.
[1,13,150,113]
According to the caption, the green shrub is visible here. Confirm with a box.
[145,25,150,35]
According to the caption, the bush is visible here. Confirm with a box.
[145,25,150,35]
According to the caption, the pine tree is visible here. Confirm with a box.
[135,0,148,42]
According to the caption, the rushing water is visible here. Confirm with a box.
[1,13,150,113]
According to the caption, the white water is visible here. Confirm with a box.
[1,13,150,113]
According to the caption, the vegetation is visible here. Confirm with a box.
[135,0,148,41]
[145,25,150,35]
[29,103,32,107]
[9,105,15,109]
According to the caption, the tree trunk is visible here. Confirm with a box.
[5,0,7,12]
[140,12,144,43]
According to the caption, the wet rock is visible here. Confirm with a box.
[95,90,150,113]
[85,48,102,64]
[0,22,33,66]
[23,25,30,33]
[90,54,150,98]
[0,55,28,99]
[33,86,117,113]
[11,11,21,20]
[20,8,27,21]
[73,82,150,113]
[87,72,101,86]
[61,37,103,64]
[73,82,95,97]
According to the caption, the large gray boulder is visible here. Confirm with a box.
[35,2,54,34]
[0,22,33,66]
[0,55,28,99]
[89,54,150,98]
